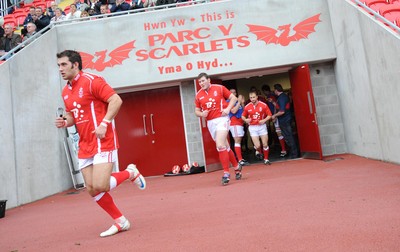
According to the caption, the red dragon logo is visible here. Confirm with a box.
[247,14,321,46]
[79,40,135,72]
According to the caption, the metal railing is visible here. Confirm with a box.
[352,0,400,34]
[0,0,225,61]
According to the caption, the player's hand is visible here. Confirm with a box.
[221,108,230,116]
[202,110,209,118]
[93,124,107,139]
[55,117,67,128]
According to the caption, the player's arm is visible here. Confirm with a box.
[94,94,122,139]
[260,107,273,124]
[222,93,237,116]
[195,107,208,118]
[241,108,251,124]
[272,99,285,120]
[103,93,123,122]
[230,100,240,114]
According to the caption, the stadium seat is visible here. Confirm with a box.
[3,15,17,27]
[12,8,28,16]
[35,2,47,10]
[380,3,400,23]
[32,0,45,4]
[13,12,27,26]
[365,0,388,13]
[63,5,71,14]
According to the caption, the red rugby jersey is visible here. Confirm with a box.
[62,72,119,158]
[195,84,231,120]
[242,101,272,125]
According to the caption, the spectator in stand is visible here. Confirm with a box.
[131,0,145,9]
[66,4,82,20]
[99,4,109,15]
[47,2,58,18]
[83,0,95,9]
[145,0,157,7]
[88,8,97,16]
[32,7,50,32]
[0,24,22,59]
[156,0,176,6]
[22,6,36,36]
[91,0,103,14]
[80,10,90,20]
[51,8,67,23]
[72,0,83,11]
[22,22,37,43]
[110,0,130,13]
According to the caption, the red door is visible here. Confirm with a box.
[289,64,323,159]
[116,87,188,176]
[194,79,223,172]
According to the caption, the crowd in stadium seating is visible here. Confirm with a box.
[0,0,218,60]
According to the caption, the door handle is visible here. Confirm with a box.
[150,114,156,134]
[142,115,148,135]
[307,91,313,114]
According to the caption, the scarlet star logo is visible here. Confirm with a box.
[79,40,136,72]
[246,14,321,46]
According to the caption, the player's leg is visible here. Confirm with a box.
[215,129,231,185]
[86,162,130,237]
[274,120,287,157]
[260,133,271,165]
[279,120,299,159]
[249,125,262,160]
[232,125,249,166]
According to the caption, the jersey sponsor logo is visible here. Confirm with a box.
[205,98,216,109]
[199,96,204,100]
[71,101,84,121]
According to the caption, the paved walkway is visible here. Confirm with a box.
[1,154,400,252]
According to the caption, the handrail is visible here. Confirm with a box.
[0,0,225,61]
[352,0,400,34]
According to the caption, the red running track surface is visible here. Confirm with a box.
[1,154,400,252]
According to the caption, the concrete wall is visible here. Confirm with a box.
[180,81,205,166]
[0,30,73,209]
[310,62,347,156]
[326,0,400,163]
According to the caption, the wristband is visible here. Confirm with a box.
[102,119,111,124]
[62,119,68,128]
[100,122,108,127]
